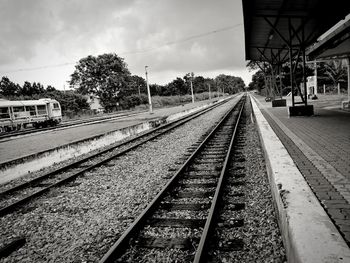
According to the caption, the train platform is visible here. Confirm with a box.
[250,93,350,262]
[0,96,235,184]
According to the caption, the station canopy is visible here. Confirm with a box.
[307,18,350,60]
[243,0,350,64]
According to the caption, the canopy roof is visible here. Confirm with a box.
[243,0,350,64]
[307,18,350,60]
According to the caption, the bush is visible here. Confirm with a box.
[117,92,224,110]
[118,94,148,109]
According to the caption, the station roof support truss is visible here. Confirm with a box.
[242,0,350,106]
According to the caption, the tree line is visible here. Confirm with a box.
[69,53,245,111]
[247,59,348,95]
[1,53,245,114]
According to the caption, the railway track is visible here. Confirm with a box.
[0,109,148,142]
[0,99,231,217]
[99,96,246,262]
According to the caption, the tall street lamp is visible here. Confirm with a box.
[190,72,195,103]
[145,66,153,113]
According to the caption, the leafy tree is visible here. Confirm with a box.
[48,90,90,114]
[164,78,188,96]
[32,82,45,94]
[46,85,56,92]
[248,70,265,92]
[118,94,148,109]
[215,74,245,94]
[0,76,20,97]
[323,60,347,89]
[21,81,33,96]
[70,53,131,111]
[124,75,147,96]
[203,78,217,93]
[149,84,164,96]
[20,81,45,96]
[193,76,209,93]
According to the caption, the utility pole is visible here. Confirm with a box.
[208,83,211,100]
[145,66,153,113]
[190,72,195,103]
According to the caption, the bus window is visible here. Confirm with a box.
[13,106,26,118]
[37,105,47,115]
[52,103,60,111]
[25,106,36,116]
[0,107,10,119]
[13,106,25,112]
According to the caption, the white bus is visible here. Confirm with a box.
[0,98,62,132]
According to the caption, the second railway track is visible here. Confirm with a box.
[99,96,246,262]
[0,98,231,217]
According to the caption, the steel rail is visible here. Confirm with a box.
[0,98,231,217]
[0,110,148,142]
[99,96,245,263]
[0,99,227,197]
[193,96,245,263]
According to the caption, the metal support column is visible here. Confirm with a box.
[314,61,318,95]
[288,18,295,106]
[301,23,308,106]
[302,48,308,106]
[289,47,295,106]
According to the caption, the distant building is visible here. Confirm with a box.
[307,76,318,95]
[85,94,104,113]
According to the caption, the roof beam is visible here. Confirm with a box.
[264,17,290,46]
[254,9,308,18]
[250,46,289,50]
[270,17,310,62]
[257,47,272,63]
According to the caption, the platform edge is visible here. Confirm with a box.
[249,94,350,263]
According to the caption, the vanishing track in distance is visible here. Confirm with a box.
[99,96,246,262]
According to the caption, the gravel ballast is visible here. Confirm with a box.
[110,97,286,262]
[0,97,241,262]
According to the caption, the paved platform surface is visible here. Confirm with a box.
[252,94,350,247]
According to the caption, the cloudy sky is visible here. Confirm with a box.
[0,0,253,90]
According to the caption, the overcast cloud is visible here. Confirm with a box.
[0,0,252,89]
